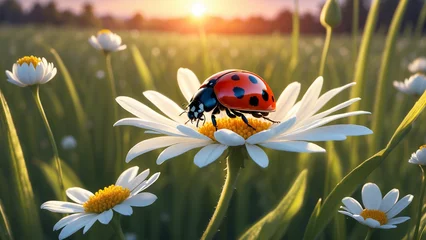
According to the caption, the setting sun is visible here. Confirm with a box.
[191,2,206,17]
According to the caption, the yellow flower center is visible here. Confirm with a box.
[360,209,388,225]
[420,145,426,150]
[98,29,112,35]
[83,185,130,213]
[198,118,271,140]
[16,56,41,68]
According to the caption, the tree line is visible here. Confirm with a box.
[0,0,425,34]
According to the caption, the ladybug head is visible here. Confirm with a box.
[187,101,205,121]
[187,87,218,122]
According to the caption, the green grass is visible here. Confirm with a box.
[0,25,425,239]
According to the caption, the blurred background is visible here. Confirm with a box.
[1,0,426,239]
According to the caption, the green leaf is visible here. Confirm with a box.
[239,170,308,240]
[0,90,43,240]
[131,45,155,90]
[305,90,426,240]
[303,198,321,240]
[0,199,13,240]
[38,159,84,199]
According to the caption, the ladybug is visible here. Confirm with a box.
[186,69,278,129]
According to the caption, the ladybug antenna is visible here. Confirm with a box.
[179,110,187,116]
[181,103,188,108]
[185,119,191,125]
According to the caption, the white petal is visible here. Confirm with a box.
[123,192,157,207]
[127,169,150,192]
[281,124,372,141]
[338,210,355,218]
[386,195,414,219]
[143,91,187,124]
[114,118,183,136]
[113,204,133,216]
[58,214,97,240]
[66,188,94,204]
[115,45,127,51]
[177,125,211,140]
[309,82,356,117]
[377,224,397,229]
[54,213,85,231]
[41,201,84,213]
[88,36,102,50]
[83,216,98,234]
[177,68,201,102]
[131,173,160,196]
[364,218,381,228]
[194,144,227,167]
[362,183,382,210]
[7,77,27,87]
[342,197,363,214]
[245,144,268,168]
[271,82,301,120]
[116,167,139,187]
[16,64,30,85]
[126,136,195,163]
[260,140,325,153]
[379,189,399,213]
[296,76,323,121]
[246,117,296,144]
[214,129,245,146]
[156,141,211,164]
[98,209,113,224]
[115,96,178,127]
[387,216,410,225]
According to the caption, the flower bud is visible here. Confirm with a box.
[320,0,342,28]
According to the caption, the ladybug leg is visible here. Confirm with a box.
[231,110,255,130]
[251,112,280,124]
[211,106,221,130]
[261,116,280,124]
[225,108,237,118]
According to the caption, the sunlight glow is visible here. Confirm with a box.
[191,2,206,17]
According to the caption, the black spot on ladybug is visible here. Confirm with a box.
[249,96,259,106]
[208,79,217,86]
[233,87,245,99]
[231,74,240,81]
[262,90,269,101]
[249,75,258,84]
[272,96,275,102]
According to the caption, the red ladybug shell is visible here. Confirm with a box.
[202,70,276,112]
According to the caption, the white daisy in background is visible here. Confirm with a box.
[339,183,413,229]
[393,74,426,95]
[61,135,77,150]
[115,68,372,168]
[5,55,57,87]
[408,57,426,73]
[89,29,127,53]
[41,167,160,239]
[408,145,426,165]
[96,70,106,79]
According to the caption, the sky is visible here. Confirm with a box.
[17,0,324,19]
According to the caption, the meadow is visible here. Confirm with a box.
[1,20,426,240]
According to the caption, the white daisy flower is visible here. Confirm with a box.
[393,74,426,95]
[408,145,426,165]
[61,135,77,150]
[89,29,127,53]
[41,167,160,240]
[408,57,426,73]
[115,68,372,168]
[339,183,413,229]
[5,55,57,87]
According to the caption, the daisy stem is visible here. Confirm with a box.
[364,228,373,240]
[111,215,125,240]
[31,85,66,201]
[319,26,332,76]
[414,165,426,240]
[201,148,243,240]
[104,53,123,176]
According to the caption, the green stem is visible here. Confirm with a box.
[414,165,426,240]
[201,148,243,240]
[364,228,373,240]
[111,216,125,240]
[31,85,66,201]
[290,0,300,66]
[319,27,333,76]
[370,0,409,155]
[105,53,122,176]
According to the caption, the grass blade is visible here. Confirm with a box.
[0,200,13,240]
[239,170,308,240]
[130,44,155,90]
[303,198,321,240]
[0,90,43,240]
